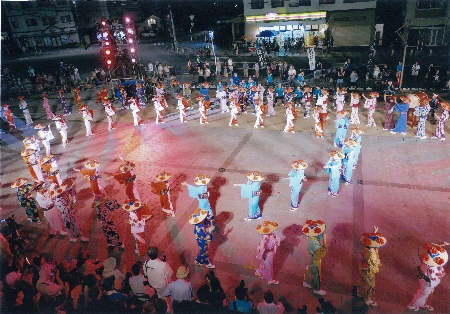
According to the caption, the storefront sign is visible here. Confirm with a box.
[246,12,326,23]
[307,48,315,70]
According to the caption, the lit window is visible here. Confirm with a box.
[417,0,444,9]
[251,0,264,9]
[271,0,284,8]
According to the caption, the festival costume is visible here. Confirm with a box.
[136,83,146,108]
[333,111,350,147]
[113,161,141,201]
[313,106,327,138]
[123,200,151,255]
[11,178,41,223]
[72,88,82,111]
[119,87,128,110]
[302,220,327,295]
[317,91,329,112]
[431,102,450,141]
[254,102,265,128]
[383,98,395,130]
[21,149,45,182]
[255,222,281,284]
[358,227,386,306]
[103,100,116,131]
[325,150,343,197]
[53,115,69,148]
[129,98,143,126]
[288,160,307,211]
[349,93,361,124]
[341,139,357,184]
[92,196,123,248]
[2,104,16,130]
[154,97,166,124]
[40,155,63,186]
[363,92,379,127]
[42,94,55,120]
[183,83,192,100]
[266,89,275,116]
[283,104,295,133]
[57,90,71,115]
[407,242,447,311]
[390,96,409,134]
[350,128,364,168]
[151,171,175,217]
[35,124,54,156]
[229,100,239,126]
[185,175,214,220]
[197,95,209,125]
[238,88,247,114]
[77,160,105,197]
[239,171,263,221]
[414,103,431,139]
[81,106,94,136]
[189,209,215,268]
[176,95,188,123]
[96,87,108,104]
[18,97,33,125]
[35,182,66,235]
[302,88,313,118]
[335,90,346,112]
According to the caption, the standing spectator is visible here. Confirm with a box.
[411,62,420,85]
[28,66,36,84]
[162,266,195,314]
[396,62,402,79]
[204,66,211,83]
[349,70,359,89]
[373,64,380,80]
[381,64,391,83]
[327,36,333,52]
[256,290,285,314]
[315,61,322,79]
[215,58,221,78]
[426,63,435,87]
[243,62,249,78]
[157,63,164,79]
[147,61,154,78]
[344,58,351,69]
[143,246,174,298]
[337,66,345,88]
[254,63,259,78]
[206,272,227,309]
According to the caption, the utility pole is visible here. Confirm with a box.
[168,4,177,51]
[395,20,410,91]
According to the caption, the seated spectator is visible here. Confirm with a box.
[153,298,168,314]
[173,284,215,314]
[162,266,195,313]
[129,261,155,302]
[256,289,285,314]
[36,265,68,311]
[143,246,174,298]
[77,250,102,278]
[102,257,126,291]
[229,280,253,313]
[103,275,127,305]
[206,271,227,309]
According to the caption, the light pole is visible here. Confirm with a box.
[395,20,410,91]
[168,5,177,51]
[189,15,194,42]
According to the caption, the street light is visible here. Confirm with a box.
[189,15,194,42]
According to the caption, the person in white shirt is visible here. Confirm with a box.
[80,105,94,137]
[143,246,174,298]
[35,124,54,156]
[129,97,143,126]
[18,96,33,125]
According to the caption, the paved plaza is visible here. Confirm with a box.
[1,80,449,313]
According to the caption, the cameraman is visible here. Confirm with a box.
[229,280,253,313]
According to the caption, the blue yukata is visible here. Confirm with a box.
[187,184,214,219]
[248,91,257,114]
[240,180,262,220]
[232,75,240,85]
[199,86,210,101]
[351,133,362,167]
[392,102,409,133]
[289,169,305,209]
[284,92,293,104]
[341,145,355,183]
[267,74,273,85]
[194,219,214,265]
[334,117,349,147]
[294,89,303,105]
[326,159,341,196]
[136,86,146,107]
[59,94,71,115]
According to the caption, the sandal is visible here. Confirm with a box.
[255,272,263,279]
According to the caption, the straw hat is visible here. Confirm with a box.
[84,160,100,169]
[17,96,25,100]
[336,110,350,116]
[250,86,258,91]
[321,89,329,95]
[155,171,171,182]
[92,195,108,207]
[351,92,361,98]
[343,138,357,147]
[183,82,191,87]
[302,219,326,237]
[360,227,387,248]
[21,149,35,157]
[399,95,409,103]
[238,87,247,93]
[176,266,189,278]
[267,87,275,93]
[292,160,308,169]
[303,86,312,92]
[419,243,448,267]
[119,161,135,172]
[188,208,208,225]
[221,85,228,90]
[369,92,380,98]
[80,105,89,111]
[175,94,183,99]
[441,101,450,111]
[52,115,63,121]
[34,124,47,130]
[23,136,36,144]
[102,257,117,273]
[11,178,28,188]
[202,82,210,87]
[329,150,344,159]
[285,102,293,107]
[247,171,264,182]
[50,185,67,198]
[194,174,210,185]
[350,127,364,134]
[196,95,205,101]
[57,89,65,94]
[40,155,54,164]
[122,199,143,212]
[256,221,278,235]
[72,88,80,92]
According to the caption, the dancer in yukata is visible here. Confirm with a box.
[350,127,364,168]
[182,174,214,220]
[302,219,327,296]
[362,92,379,127]
[333,110,350,147]
[92,196,123,248]
[382,96,396,130]
[349,92,361,125]
[341,138,358,185]
[189,208,215,269]
[431,101,450,141]
[390,95,410,135]
[234,171,264,221]
[255,221,281,285]
[324,150,343,197]
[413,95,431,139]
[151,171,175,218]
[284,160,307,211]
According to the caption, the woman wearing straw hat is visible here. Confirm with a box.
[313,104,327,139]
[42,93,55,120]
[324,150,344,197]
[57,89,71,116]
[413,95,431,139]
[341,139,358,185]
[350,127,364,168]
[40,154,63,186]
[229,97,240,126]
[389,95,409,135]
[302,219,327,295]
[35,123,54,156]
[73,159,106,197]
[358,226,387,306]
[283,102,296,133]
[333,110,350,147]
[407,242,448,311]
[302,86,313,118]
[266,87,276,117]
[254,99,265,129]
[197,95,209,125]
[362,92,379,128]
[52,184,89,242]
[431,101,450,141]
[233,171,264,221]
[17,96,33,125]
[52,115,69,148]
[129,97,144,127]
[103,98,116,131]
[11,178,41,223]
[175,94,187,123]
[349,92,361,125]
[181,174,214,220]
[80,105,94,137]
[189,208,215,268]
[151,171,175,218]
[35,181,67,236]
[2,104,16,131]
[109,158,141,201]
[285,160,307,211]
[122,200,149,255]
[21,149,45,182]
[382,96,396,130]
[154,96,166,125]
[92,196,123,248]
[255,221,281,285]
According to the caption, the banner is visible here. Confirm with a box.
[256,48,267,68]
[307,48,316,70]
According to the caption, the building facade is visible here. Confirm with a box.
[244,0,377,47]
[2,0,79,51]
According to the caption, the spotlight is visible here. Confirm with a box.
[130,47,135,53]
[128,38,133,44]
[107,60,112,65]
